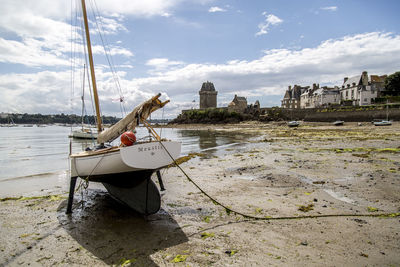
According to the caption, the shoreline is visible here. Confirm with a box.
[1,122,400,266]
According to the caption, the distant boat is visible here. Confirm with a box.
[4,114,17,127]
[374,100,392,126]
[69,62,98,140]
[69,127,98,139]
[374,120,392,126]
[333,120,344,126]
[67,0,181,215]
[288,121,300,127]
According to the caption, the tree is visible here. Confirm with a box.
[384,71,400,96]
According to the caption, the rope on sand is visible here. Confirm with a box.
[159,141,400,221]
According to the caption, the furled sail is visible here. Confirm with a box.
[97,93,169,144]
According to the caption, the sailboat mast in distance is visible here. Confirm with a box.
[80,0,103,134]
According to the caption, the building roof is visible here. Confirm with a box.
[370,75,386,83]
[234,95,247,102]
[200,81,216,91]
[343,75,361,88]
[313,88,339,96]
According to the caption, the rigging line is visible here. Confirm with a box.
[157,140,400,221]
[70,0,79,132]
[89,0,127,116]
[91,0,126,117]
[160,106,165,138]
[90,0,124,94]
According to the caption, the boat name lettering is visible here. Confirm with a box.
[138,145,163,152]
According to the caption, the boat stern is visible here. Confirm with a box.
[120,141,181,169]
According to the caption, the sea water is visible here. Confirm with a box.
[0,125,250,196]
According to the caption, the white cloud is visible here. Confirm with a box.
[92,0,178,17]
[92,16,128,35]
[209,6,226,13]
[321,6,338,11]
[0,0,134,68]
[256,12,283,36]
[1,32,400,118]
[146,58,184,73]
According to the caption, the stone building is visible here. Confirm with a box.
[300,84,318,109]
[199,81,218,109]
[281,85,308,109]
[228,95,247,113]
[340,71,386,106]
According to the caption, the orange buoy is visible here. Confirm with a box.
[121,131,136,146]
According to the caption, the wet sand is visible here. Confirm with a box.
[1,121,399,266]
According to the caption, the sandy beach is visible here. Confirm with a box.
[1,121,399,266]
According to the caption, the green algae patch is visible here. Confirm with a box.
[0,196,22,202]
[352,153,370,158]
[1,194,66,202]
[168,152,206,167]
[119,257,137,266]
[380,212,400,218]
[376,148,400,153]
[225,249,238,256]
[171,254,188,263]
[201,232,215,239]
[203,216,212,223]
[255,208,263,214]
[302,147,400,155]
[367,206,379,212]
[298,204,314,212]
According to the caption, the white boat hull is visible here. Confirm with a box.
[288,121,299,127]
[69,129,98,139]
[374,120,392,126]
[70,141,181,179]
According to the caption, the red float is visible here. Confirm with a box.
[121,131,136,146]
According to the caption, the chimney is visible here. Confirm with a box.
[344,77,348,83]
[362,71,368,86]
[288,85,292,90]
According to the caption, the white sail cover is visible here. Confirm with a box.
[97,93,169,144]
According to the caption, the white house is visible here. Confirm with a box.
[340,71,386,106]
[311,88,340,108]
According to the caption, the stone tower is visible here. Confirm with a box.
[199,81,218,109]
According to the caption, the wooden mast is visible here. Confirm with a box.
[81,0,102,134]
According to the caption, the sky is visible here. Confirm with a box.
[0,0,400,119]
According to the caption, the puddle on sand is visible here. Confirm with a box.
[333,177,354,183]
[324,189,356,204]
[295,175,356,204]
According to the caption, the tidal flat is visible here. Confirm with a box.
[1,121,399,266]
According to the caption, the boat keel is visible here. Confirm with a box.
[66,170,164,215]
[102,173,161,215]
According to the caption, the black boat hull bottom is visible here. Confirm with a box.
[102,175,161,215]
[66,170,162,215]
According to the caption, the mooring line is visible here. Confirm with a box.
[158,140,400,221]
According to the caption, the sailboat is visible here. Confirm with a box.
[287,108,299,127]
[69,64,98,139]
[374,100,392,126]
[333,120,344,126]
[67,0,181,215]
[6,114,17,127]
